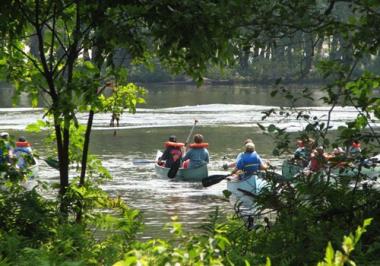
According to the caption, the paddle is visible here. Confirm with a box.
[132,159,156,165]
[202,174,230,187]
[32,154,59,170]
[167,119,198,178]
[167,156,181,178]
[43,157,59,170]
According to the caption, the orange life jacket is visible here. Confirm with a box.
[164,141,185,148]
[189,143,209,148]
[16,141,31,147]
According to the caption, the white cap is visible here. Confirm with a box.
[0,132,9,137]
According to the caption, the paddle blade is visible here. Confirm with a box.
[202,174,229,187]
[167,159,181,178]
[44,157,59,170]
[133,159,156,165]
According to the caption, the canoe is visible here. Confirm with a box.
[227,174,267,211]
[0,157,39,190]
[154,151,208,181]
[280,158,380,181]
[26,157,39,179]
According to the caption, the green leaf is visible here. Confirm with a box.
[325,242,334,264]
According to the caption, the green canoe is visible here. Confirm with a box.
[154,151,208,181]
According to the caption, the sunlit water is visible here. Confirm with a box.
[1,83,378,238]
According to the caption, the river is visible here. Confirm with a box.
[0,82,373,239]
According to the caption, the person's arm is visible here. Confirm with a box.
[223,152,241,170]
[257,154,269,171]
[260,159,269,171]
[231,159,243,176]
[6,144,13,158]
[161,148,170,160]
[183,149,191,161]
[158,148,170,164]
[230,167,238,175]
[205,149,209,163]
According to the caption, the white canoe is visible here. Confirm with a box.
[0,157,39,190]
[154,151,208,181]
[227,174,267,211]
[0,157,38,178]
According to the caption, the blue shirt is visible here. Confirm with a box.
[0,142,12,164]
[236,151,262,174]
[183,148,209,169]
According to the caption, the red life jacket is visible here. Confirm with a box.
[352,142,361,149]
[309,154,327,172]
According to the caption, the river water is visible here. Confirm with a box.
[0,82,375,239]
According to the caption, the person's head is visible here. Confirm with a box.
[244,138,253,145]
[0,132,9,140]
[194,134,204,144]
[18,136,26,142]
[168,135,177,142]
[245,142,255,153]
[296,140,304,147]
[333,147,344,155]
[316,146,324,155]
[305,138,316,150]
[352,140,360,148]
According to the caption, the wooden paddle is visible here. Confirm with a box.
[202,174,230,187]
[167,120,198,178]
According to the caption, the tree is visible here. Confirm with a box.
[0,0,251,216]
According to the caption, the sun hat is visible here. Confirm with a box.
[0,132,9,137]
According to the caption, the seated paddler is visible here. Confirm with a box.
[182,134,209,169]
[231,142,269,180]
[158,135,184,168]
[13,136,33,169]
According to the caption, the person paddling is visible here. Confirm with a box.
[0,132,13,164]
[158,135,184,168]
[230,142,269,182]
[182,134,209,169]
[14,136,33,169]
[223,138,253,170]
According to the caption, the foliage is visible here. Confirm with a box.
[114,215,234,266]
[1,0,380,265]
[0,174,142,266]
[317,218,372,266]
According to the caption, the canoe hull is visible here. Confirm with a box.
[154,163,208,181]
[227,175,267,211]
[0,158,39,190]
[154,150,208,181]
[227,175,256,209]
[281,160,380,181]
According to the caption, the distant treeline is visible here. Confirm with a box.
[112,33,380,84]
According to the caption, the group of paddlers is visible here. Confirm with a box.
[158,134,268,178]
[157,134,209,169]
[290,138,363,175]
[0,132,34,169]
[158,133,370,181]
[158,135,270,182]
